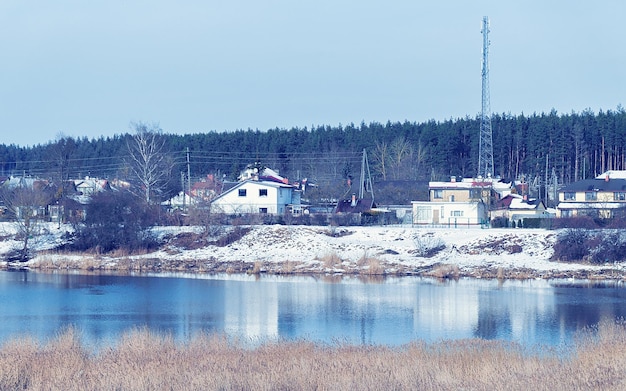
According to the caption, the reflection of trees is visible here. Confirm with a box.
[474,307,505,340]
[552,284,626,331]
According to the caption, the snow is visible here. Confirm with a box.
[0,222,620,278]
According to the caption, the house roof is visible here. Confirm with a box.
[211,179,295,203]
[429,177,513,193]
[162,191,198,207]
[595,170,626,180]
[557,202,626,210]
[335,198,375,213]
[560,178,626,192]
[495,194,543,210]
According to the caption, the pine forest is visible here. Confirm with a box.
[1,107,626,205]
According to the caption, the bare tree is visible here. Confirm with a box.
[1,183,53,262]
[49,134,76,225]
[127,122,168,204]
[389,137,413,180]
[372,141,389,180]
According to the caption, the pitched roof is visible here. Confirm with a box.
[211,179,295,203]
[335,198,375,213]
[560,178,626,192]
[495,194,543,210]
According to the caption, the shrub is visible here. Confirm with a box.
[552,229,590,262]
[490,217,508,228]
[552,216,598,229]
[589,231,626,264]
[211,227,251,247]
[69,190,159,253]
[413,233,446,257]
[521,217,545,229]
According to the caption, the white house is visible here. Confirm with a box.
[412,200,488,226]
[210,180,302,215]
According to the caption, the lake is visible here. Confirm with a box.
[1,270,626,348]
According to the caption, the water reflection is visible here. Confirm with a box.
[1,271,626,348]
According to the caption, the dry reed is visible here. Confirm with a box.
[319,252,342,269]
[2,321,626,390]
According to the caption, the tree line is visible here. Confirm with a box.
[1,107,626,200]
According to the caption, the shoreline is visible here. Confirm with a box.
[10,257,626,281]
[3,224,626,281]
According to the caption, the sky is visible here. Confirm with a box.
[0,1,624,147]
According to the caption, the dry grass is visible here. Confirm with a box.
[428,263,461,279]
[319,252,342,269]
[3,322,626,390]
[248,261,263,275]
[278,260,301,274]
[357,252,386,275]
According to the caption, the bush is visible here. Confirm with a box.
[552,229,590,262]
[490,217,508,228]
[589,231,626,264]
[69,190,159,253]
[414,233,446,257]
[521,217,548,229]
[552,216,598,229]
[553,229,626,264]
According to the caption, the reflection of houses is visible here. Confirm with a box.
[411,177,510,226]
[557,171,626,218]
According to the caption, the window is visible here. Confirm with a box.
[451,210,464,217]
[585,192,597,201]
[470,189,483,199]
[259,189,268,197]
[564,192,576,201]
[415,206,432,222]
[259,208,268,214]
[433,190,443,199]
[561,210,573,218]
[615,192,626,201]
[238,189,247,197]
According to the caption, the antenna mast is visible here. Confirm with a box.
[359,149,374,202]
[478,16,494,178]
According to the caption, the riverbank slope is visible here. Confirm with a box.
[1,223,624,279]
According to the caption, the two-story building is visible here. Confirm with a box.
[411,177,511,226]
[210,180,301,215]
[557,171,626,218]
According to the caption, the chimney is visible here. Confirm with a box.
[606,174,610,182]
[351,193,357,207]
[450,176,456,183]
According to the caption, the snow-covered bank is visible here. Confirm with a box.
[1,223,624,279]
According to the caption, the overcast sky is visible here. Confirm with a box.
[0,1,624,146]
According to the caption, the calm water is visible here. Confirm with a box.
[1,270,626,348]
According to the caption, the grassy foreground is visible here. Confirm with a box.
[1,323,626,390]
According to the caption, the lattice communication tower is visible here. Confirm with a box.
[477,16,494,178]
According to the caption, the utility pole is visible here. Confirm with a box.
[477,16,494,179]
[186,147,191,201]
[181,171,186,210]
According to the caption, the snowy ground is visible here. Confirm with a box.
[0,222,623,279]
